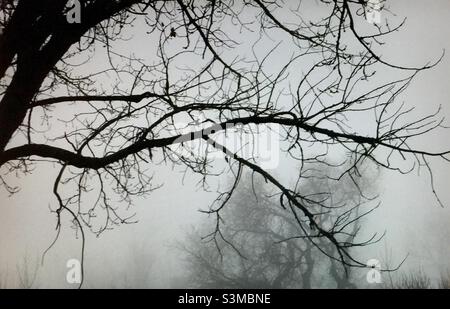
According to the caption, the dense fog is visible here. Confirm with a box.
[1,0,450,289]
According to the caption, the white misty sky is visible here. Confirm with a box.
[1,0,450,288]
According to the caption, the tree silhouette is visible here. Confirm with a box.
[180,171,370,288]
[16,255,39,289]
[0,0,448,284]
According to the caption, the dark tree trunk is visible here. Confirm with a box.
[0,0,140,154]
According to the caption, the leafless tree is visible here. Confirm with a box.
[0,268,8,289]
[0,0,448,286]
[388,269,432,289]
[180,170,373,288]
[438,271,450,289]
[16,255,39,289]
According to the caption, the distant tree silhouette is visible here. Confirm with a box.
[180,170,373,288]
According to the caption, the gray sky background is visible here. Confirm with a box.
[1,0,450,288]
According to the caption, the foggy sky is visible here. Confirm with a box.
[1,0,450,288]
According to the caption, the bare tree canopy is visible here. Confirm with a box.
[180,172,367,288]
[0,0,448,285]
